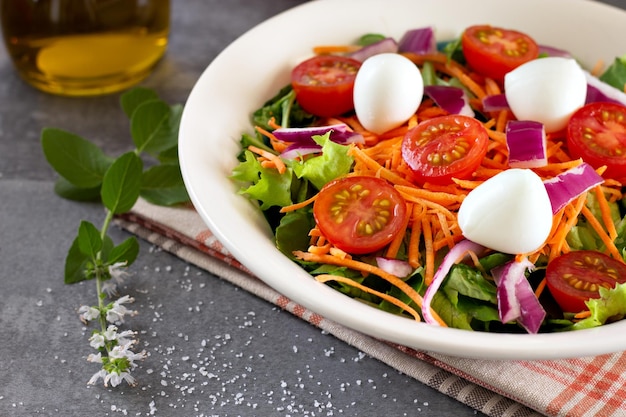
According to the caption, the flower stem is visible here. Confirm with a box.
[96,209,115,336]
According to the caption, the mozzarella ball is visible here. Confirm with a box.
[353,53,423,134]
[504,57,587,133]
[457,169,553,254]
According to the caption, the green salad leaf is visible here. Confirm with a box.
[570,283,626,330]
[290,133,354,190]
[599,54,626,91]
[232,150,294,210]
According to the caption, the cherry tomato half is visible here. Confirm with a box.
[461,25,539,83]
[291,55,361,117]
[545,250,626,313]
[566,102,626,182]
[401,115,489,185]
[313,176,407,255]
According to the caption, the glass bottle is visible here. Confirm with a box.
[1,0,170,96]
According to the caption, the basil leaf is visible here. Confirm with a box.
[41,127,113,188]
[140,164,190,206]
[107,237,140,266]
[53,176,101,202]
[77,220,103,258]
[120,87,159,119]
[64,235,91,284]
[101,152,143,214]
[131,100,181,154]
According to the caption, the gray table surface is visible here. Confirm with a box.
[1,1,624,416]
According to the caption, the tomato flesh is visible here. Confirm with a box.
[401,115,489,185]
[545,250,626,313]
[566,102,626,182]
[313,176,407,254]
[461,25,539,83]
[291,55,361,117]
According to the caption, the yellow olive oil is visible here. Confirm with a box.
[1,0,169,96]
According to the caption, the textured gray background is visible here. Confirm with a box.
[1,0,623,416]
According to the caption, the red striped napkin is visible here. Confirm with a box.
[116,198,626,417]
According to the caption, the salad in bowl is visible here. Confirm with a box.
[232,23,626,335]
[179,0,626,359]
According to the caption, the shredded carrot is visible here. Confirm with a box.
[394,185,465,208]
[422,217,435,285]
[593,186,618,240]
[293,251,447,326]
[580,205,622,260]
[255,125,279,143]
[308,243,331,255]
[408,205,425,268]
[590,59,605,77]
[248,145,287,174]
[547,194,586,261]
[574,310,592,320]
[385,203,413,259]
[316,274,423,321]
[312,45,361,55]
[348,146,415,187]
[267,117,281,130]
[280,194,318,213]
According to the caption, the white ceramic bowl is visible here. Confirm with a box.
[179,0,626,359]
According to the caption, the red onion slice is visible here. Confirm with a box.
[272,124,364,145]
[543,162,604,214]
[538,44,573,59]
[397,27,436,55]
[482,94,510,112]
[375,257,413,278]
[349,38,399,62]
[584,71,626,106]
[280,144,323,160]
[421,239,486,325]
[424,85,474,117]
[492,258,545,334]
[505,120,547,168]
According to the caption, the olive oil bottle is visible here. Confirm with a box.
[1,0,169,96]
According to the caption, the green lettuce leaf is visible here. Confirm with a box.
[291,133,354,190]
[571,283,626,330]
[231,150,293,210]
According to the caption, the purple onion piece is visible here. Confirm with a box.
[515,277,546,334]
[272,124,364,147]
[375,257,413,278]
[584,71,626,106]
[349,38,399,62]
[482,93,510,112]
[272,124,349,144]
[492,257,545,334]
[543,162,604,214]
[280,144,322,160]
[538,44,573,59]
[424,85,474,117]
[505,120,548,168]
[421,239,486,325]
[397,26,436,55]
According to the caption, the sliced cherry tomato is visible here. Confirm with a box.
[566,102,626,182]
[461,25,539,83]
[401,115,489,185]
[545,250,626,313]
[313,176,407,255]
[291,55,361,117]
